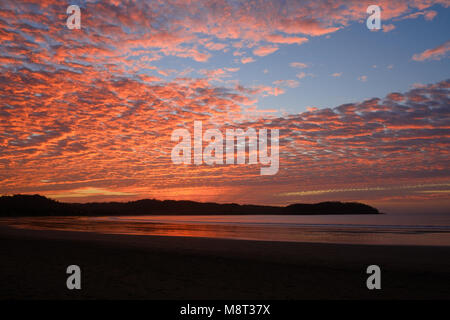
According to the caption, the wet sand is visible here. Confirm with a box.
[1,226,449,299]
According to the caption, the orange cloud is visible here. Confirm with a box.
[412,41,450,61]
[383,24,396,32]
[241,57,255,64]
[253,45,279,57]
[1,0,450,212]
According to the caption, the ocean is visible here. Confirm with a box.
[2,213,450,246]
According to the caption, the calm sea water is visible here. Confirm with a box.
[2,213,450,246]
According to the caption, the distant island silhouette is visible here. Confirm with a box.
[0,194,380,216]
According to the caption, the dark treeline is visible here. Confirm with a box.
[0,194,380,217]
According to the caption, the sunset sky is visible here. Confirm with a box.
[0,0,449,214]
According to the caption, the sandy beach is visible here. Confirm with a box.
[1,225,450,300]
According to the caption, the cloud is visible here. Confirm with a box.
[412,41,450,61]
[241,57,255,64]
[358,75,368,82]
[253,45,279,57]
[265,34,308,45]
[383,24,396,32]
[296,72,313,79]
[1,54,448,206]
[397,10,438,21]
[331,72,342,77]
[48,187,137,199]
[1,0,450,209]
[273,80,300,88]
[424,10,438,21]
[248,85,285,96]
[290,62,308,68]
[204,42,228,51]
[386,92,404,101]
[1,0,447,70]
[278,183,450,197]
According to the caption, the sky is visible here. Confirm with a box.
[0,0,449,214]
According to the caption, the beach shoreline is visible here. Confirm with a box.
[1,225,449,300]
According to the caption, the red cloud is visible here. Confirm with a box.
[1,0,450,210]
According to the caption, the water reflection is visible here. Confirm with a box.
[1,215,450,246]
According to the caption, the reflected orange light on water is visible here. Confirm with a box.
[2,215,450,246]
